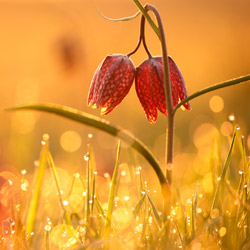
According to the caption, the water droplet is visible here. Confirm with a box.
[43,133,50,141]
[21,182,29,191]
[89,200,93,204]
[229,114,235,121]
[8,180,13,186]
[44,225,52,232]
[104,173,110,178]
[172,229,176,234]
[93,171,98,175]
[210,208,220,219]
[121,170,126,176]
[236,126,240,131]
[82,192,86,197]
[41,140,46,146]
[34,160,40,167]
[141,191,146,195]
[217,177,221,181]
[88,133,93,139]
[83,153,89,161]
[124,196,130,201]
[21,169,27,175]
[199,194,203,198]
[75,172,80,178]
[197,208,202,213]
[244,184,247,188]
[239,170,244,175]
[63,200,69,206]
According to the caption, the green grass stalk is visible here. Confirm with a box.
[26,143,47,237]
[104,140,121,247]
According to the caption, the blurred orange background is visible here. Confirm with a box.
[0,0,250,180]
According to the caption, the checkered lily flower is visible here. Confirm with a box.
[135,56,191,123]
[87,54,136,115]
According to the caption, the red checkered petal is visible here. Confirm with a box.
[135,60,158,123]
[168,56,191,110]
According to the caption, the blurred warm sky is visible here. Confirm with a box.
[0,0,250,174]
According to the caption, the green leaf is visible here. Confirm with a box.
[7,103,166,188]
[174,74,250,113]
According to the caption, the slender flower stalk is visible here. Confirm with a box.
[142,5,174,213]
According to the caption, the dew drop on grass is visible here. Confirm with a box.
[124,196,130,201]
[121,170,126,176]
[228,114,235,121]
[45,225,52,232]
[93,171,98,175]
[63,200,69,206]
[43,133,50,141]
[83,153,89,161]
[75,172,80,178]
[197,208,202,213]
[8,180,13,186]
[21,169,27,175]
[217,177,221,181]
[34,160,40,167]
[238,170,244,175]
[104,172,110,178]
[88,133,93,139]
[210,209,220,219]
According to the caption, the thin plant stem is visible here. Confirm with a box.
[143,4,174,217]
[127,14,152,58]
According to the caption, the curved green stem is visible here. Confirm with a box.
[6,103,167,187]
[143,4,174,220]
[173,74,250,113]
[133,0,160,38]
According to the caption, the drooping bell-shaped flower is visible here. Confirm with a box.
[135,56,191,123]
[88,54,136,115]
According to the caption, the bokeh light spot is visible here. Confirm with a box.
[220,121,233,136]
[60,130,81,152]
[12,111,37,134]
[219,227,227,237]
[202,173,214,193]
[209,95,224,113]
[193,123,219,149]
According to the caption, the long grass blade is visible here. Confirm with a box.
[26,142,47,237]
[104,140,121,241]
[146,193,162,227]
[133,193,146,216]
[191,183,199,239]
[211,131,236,211]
